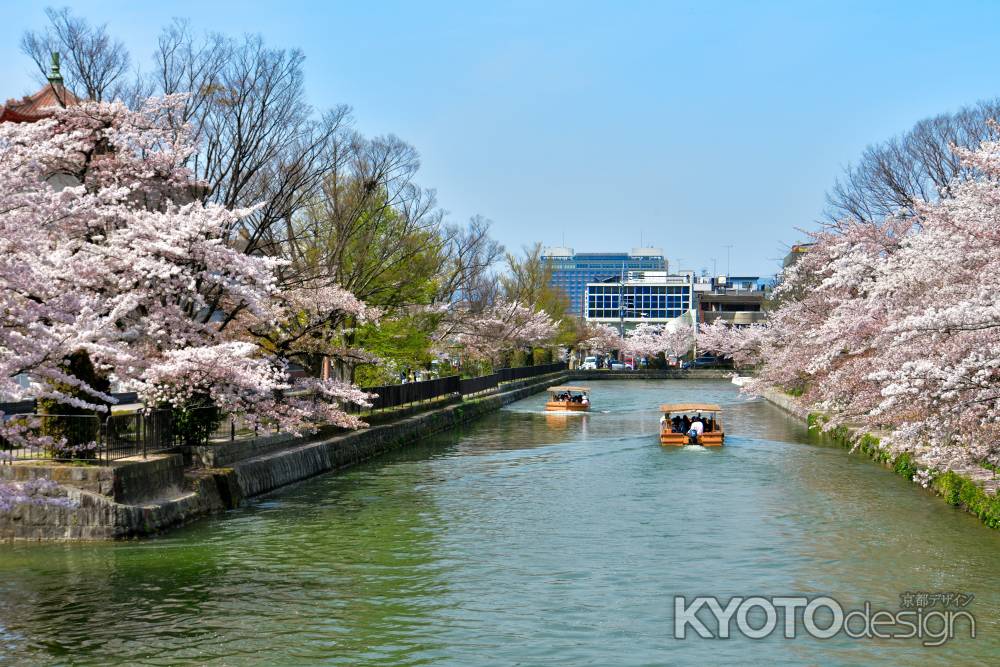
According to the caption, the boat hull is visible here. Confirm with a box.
[659,432,688,446]
[659,431,725,446]
[545,401,589,412]
[698,433,725,447]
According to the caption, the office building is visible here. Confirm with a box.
[543,247,666,316]
[584,271,694,331]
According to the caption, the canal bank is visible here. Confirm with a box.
[0,370,567,540]
[760,387,1000,529]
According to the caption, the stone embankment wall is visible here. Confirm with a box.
[0,372,566,540]
[760,387,1000,529]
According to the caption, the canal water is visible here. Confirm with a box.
[2,380,999,665]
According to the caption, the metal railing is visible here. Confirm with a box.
[0,410,176,464]
[352,363,567,412]
[498,363,566,383]
[459,372,502,396]
[1,363,568,462]
[365,375,462,411]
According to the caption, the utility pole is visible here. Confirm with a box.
[618,261,626,339]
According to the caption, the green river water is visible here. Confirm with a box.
[2,380,999,666]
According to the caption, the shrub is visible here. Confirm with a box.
[170,395,224,446]
[36,351,109,460]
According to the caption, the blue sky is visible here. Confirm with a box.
[3,1,1000,277]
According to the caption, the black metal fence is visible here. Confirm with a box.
[364,375,462,412]
[0,410,177,464]
[1,363,567,462]
[361,362,567,411]
[498,363,566,383]
[103,409,174,461]
[458,372,502,396]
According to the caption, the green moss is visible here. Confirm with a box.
[932,472,1000,529]
[892,452,917,479]
[856,433,880,458]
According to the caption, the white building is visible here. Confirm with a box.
[584,271,695,331]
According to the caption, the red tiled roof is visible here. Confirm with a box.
[0,83,79,124]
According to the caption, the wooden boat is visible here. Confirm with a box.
[659,403,725,446]
[545,386,591,412]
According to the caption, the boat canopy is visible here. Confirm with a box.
[660,403,722,413]
[547,386,590,393]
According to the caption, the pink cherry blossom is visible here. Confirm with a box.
[621,322,694,360]
[0,97,371,445]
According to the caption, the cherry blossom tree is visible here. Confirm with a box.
[697,320,767,368]
[746,127,1000,470]
[0,97,372,447]
[433,300,557,364]
[621,322,694,361]
[579,322,622,354]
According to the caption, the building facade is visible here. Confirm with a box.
[584,271,694,331]
[697,275,766,325]
[542,247,666,315]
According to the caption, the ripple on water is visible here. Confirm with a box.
[1,380,999,666]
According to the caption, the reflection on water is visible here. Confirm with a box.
[1,380,999,666]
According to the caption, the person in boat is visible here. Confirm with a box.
[688,416,704,439]
[581,393,589,406]
[671,415,682,432]
[660,413,667,430]
[680,415,691,433]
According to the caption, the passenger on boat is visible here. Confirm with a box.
[680,415,691,433]
[671,415,682,432]
[660,414,667,429]
[687,417,704,439]
[581,394,589,406]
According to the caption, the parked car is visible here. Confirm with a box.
[682,355,725,369]
[581,356,598,370]
[610,362,626,371]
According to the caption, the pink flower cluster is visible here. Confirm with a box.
[433,300,557,362]
[0,97,372,444]
[0,478,77,512]
[621,322,695,360]
[579,323,622,353]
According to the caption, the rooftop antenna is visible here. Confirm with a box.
[722,244,734,276]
